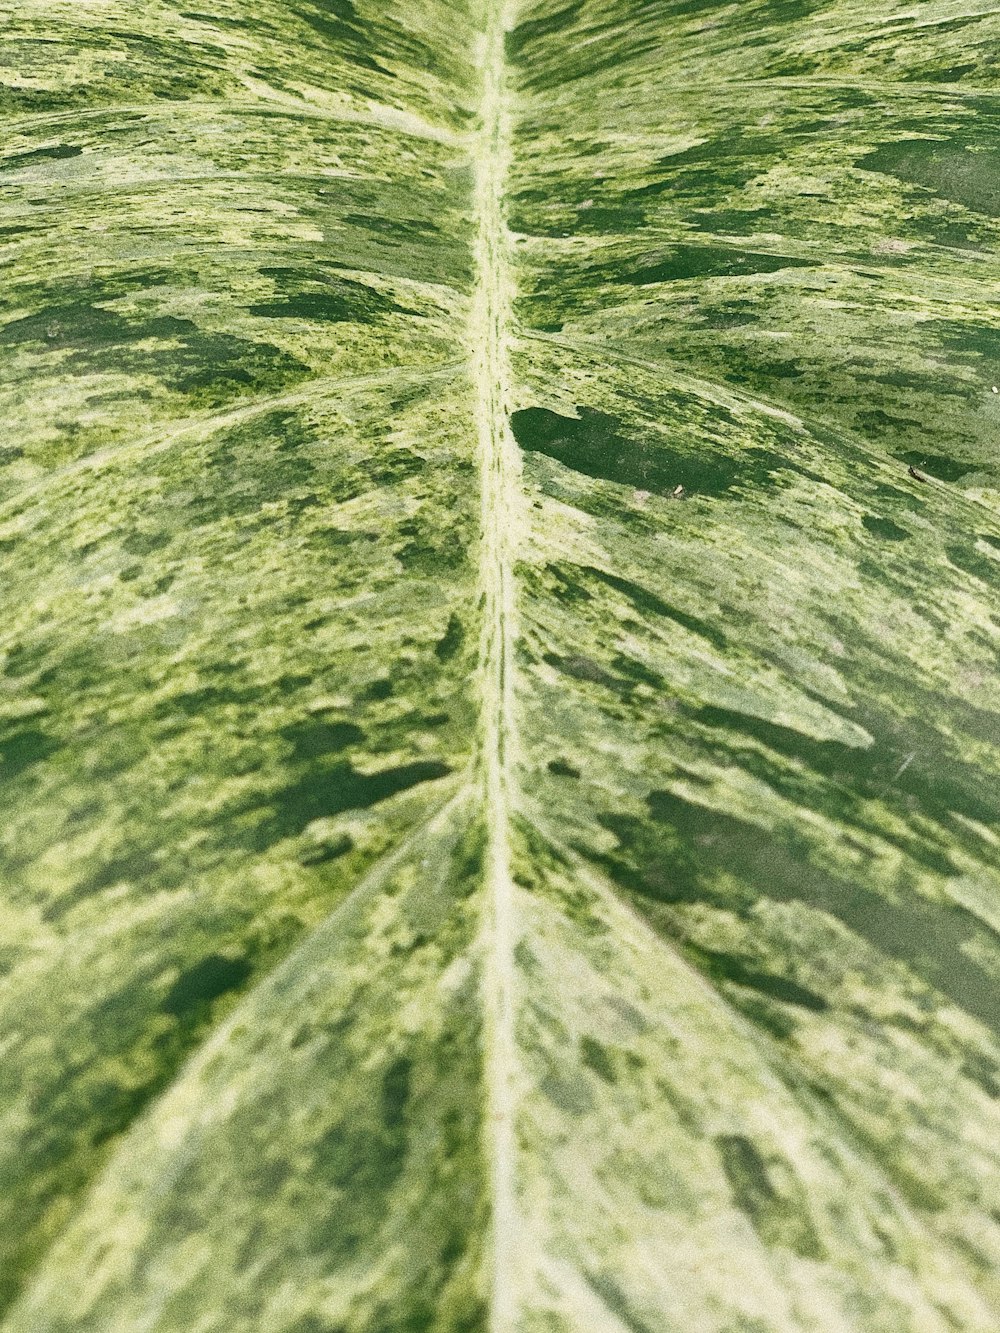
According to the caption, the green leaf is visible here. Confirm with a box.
[2,0,999,1327]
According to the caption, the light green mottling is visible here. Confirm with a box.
[1,0,999,1328]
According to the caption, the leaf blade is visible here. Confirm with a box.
[3,0,1000,1327]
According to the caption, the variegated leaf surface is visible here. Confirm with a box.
[1,0,999,1329]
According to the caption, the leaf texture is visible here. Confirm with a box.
[1,0,999,1329]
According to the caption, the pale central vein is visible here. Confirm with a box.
[470,1,523,1328]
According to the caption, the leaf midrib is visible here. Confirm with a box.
[469,2,523,1327]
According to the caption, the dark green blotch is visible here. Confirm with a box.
[450,818,488,901]
[299,832,354,866]
[542,651,624,691]
[248,292,359,323]
[2,642,48,679]
[364,678,394,700]
[381,1056,413,1131]
[0,302,176,349]
[312,1118,407,1260]
[580,1035,616,1083]
[898,450,970,483]
[624,245,811,287]
[168,330,307,400]
[921,63,978,83]
[0,301,307,406]
[245,759,452,850]
[281,718,364,761]
[686,700,998,850]
[434,613,465,662]
[512,405,788,497]
[178,10,249,27]
[937,319,1000,368]
[627,135,787,203]
[341,212,439,240]
[0,725,57,780]
[858,140,1000,218]
[185,410,318,521]
[716,1134,823,1259]
[548,757,581,779]
[156,682,250,719]
[764,52,821,76]
[123,528,173,556]
[609,650,664,692]
[584,1272,656,1333]
[961,1052,1000,1099]
[759,0,824,22]
[601,779,1000,1034]
[544,563,592,605]
[249,272,412,325]
[2,143,82,169]
[691,946,828,1012]
[506,3,580,59]
[582,565,728,651]
[163,953,252,1020]
[296,0,395,78]
[539,1069,593,1115]
[862,515,909,541]
[87,1078,166,1150]
[67,850,159,909]
[737,996,796,1041]
[395,518,464,571]
[946,544,999,582]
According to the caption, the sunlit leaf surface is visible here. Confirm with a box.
[2,0,999,1327]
